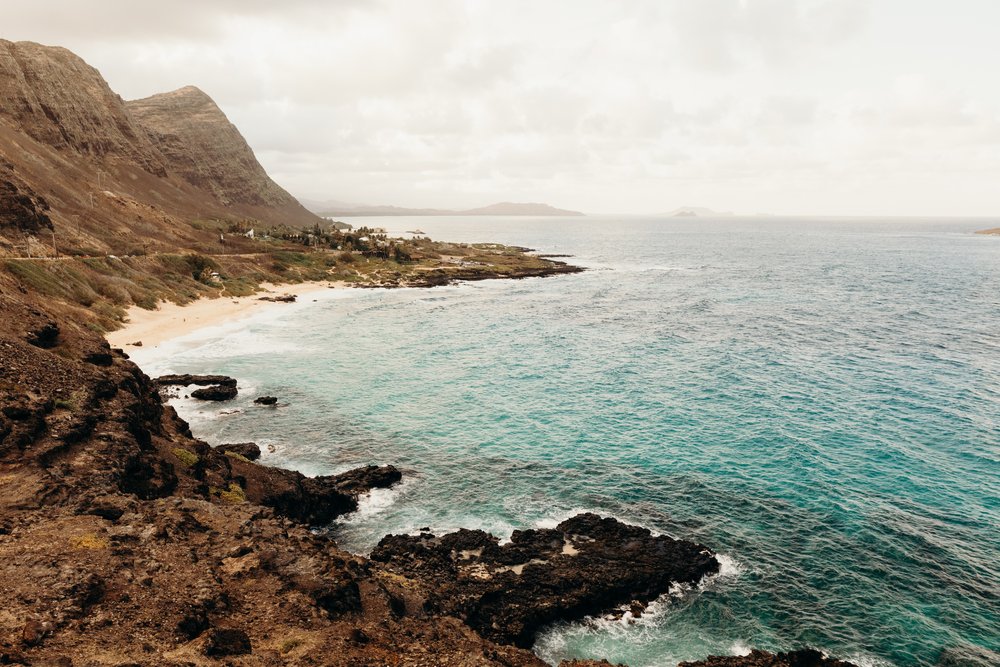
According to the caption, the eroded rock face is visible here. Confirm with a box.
[371,512,720,648]
[0,39,166,174]
[679,649,858,667]
[126,86,306,210]
[0,170,52,233]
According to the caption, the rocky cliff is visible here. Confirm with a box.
[0,40,165,175]
[0,39,320,255]
[0,41,863,667]
[127,86,315,222]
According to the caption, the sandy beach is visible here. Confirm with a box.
[105,281,344,349]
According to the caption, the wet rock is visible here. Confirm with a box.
[155,374,237,388]
[371,513,719,648]
[232,463,402,525]
[253,395,278,405]
[190,385,238,401]
[678,649,859,667]
[328,465,402,495]
[203,628,251,657]
[257,294,295,302]
[216,442,261,461]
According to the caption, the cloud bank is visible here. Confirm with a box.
[3,0,999,215]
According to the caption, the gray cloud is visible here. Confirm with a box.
[2,0,999,215]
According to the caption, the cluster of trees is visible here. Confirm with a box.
[259,223,413,262]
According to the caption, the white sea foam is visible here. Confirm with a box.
[842,653,896,667]
[715,552,746,578]
[730,641,752,657]
[698,552,747,591]
[339,474,418,524]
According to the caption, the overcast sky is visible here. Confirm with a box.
[3,1,999,215]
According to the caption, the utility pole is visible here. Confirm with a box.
[52,228,57,257]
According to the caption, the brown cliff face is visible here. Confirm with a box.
[0,39,320,249]
[0,40,165,175]
[127,86,317,222]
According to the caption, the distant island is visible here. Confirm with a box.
[976,227,1000,235]
[663,206,735,217]
[300,199,585,217]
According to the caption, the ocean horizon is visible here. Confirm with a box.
[129,215,1000,667]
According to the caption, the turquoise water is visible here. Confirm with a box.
[132,217,1000,667]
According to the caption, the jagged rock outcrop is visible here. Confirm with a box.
[127,86,312,215]
[190,384,239,401]
[0,280,545,666]
[0,164,52,232]
[0,39,166,174]
[216,442,261,461]
[371,512,720,648]
[156,373,238,388]
[679,649,858,667]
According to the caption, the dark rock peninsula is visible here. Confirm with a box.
[156,374,238,388]
[370,512,719,648]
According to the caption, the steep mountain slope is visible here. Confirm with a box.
[127,86,317,225]
[0,39,320,259]
[0,39,165,174]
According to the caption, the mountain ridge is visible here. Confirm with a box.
[0,38,321,258]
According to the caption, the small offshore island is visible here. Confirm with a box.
[0,40,859,666]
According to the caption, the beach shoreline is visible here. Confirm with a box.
[105,280,345,349]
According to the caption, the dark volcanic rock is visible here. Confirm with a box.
[257,294,296,302]
[216,442,261,461]
[253,395,278,405]
[370,512,719,648]
[0,177,52,232]
[203,627,251,657]
[679,649,859,667]
[25,321,59,349]
[155,374,237,388]
[232,462,403,526]
[190,385,238,401]
[328,465,403,495]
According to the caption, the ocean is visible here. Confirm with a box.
[128,216,1000,667]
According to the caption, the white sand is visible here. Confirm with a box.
[105,281,346,350]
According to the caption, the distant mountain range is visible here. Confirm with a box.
[300,199,584,217]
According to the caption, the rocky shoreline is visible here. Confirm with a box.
[0,277,860,666]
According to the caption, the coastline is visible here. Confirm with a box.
[106,280,345,349]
